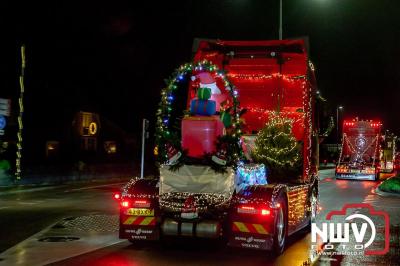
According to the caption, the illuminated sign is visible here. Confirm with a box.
[0,115,6,130]
[89,122,97,135]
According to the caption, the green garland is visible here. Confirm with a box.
[155,60,243,172]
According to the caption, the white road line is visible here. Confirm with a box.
[18,202,39,205]
[64,182,126,192]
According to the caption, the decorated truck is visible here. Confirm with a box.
[380,133,397,173]
[336,119,382,180]
[116,39,319,254]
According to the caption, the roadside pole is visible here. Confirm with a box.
[140,119,149,178]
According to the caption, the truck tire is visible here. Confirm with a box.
[272,192,287,255]
[308,187,318,228]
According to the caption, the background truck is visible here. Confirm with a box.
[336,119,382,180]
[380,134,397,173]
[116,39,319,255]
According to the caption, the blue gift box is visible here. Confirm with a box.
[190,99,216,116]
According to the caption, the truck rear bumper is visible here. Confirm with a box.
[161,218,222,238]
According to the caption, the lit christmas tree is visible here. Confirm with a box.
[252,115,302,182]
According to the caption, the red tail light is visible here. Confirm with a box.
[261,209,271,216]
[237,205,271,216]
[113,193,121,200]
[237,206,257,214]
[121,200,130,208]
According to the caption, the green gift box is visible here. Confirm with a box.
[197,87,212,100]
[220,111,232,128]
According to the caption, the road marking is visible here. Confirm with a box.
[18,202,39,205]
[64,182,127,192]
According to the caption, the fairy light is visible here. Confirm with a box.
[15,45,25,180]
[253,114,301,167]
[159,192,231,212]
[236,163,267,190]
[287,185,309,226]
[228,73,306,83]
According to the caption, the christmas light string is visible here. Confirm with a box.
[228,73,306,83]
[343,134,378,163]
[159,192,232,212]
[15,45,26,180]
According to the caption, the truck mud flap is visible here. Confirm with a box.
[228,231,273,250]
[120,225,160,241]
[228,222,273,250]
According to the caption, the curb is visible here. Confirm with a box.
[375,186,400,198]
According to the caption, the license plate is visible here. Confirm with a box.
[181,212,198,219]
[126,208,154,216]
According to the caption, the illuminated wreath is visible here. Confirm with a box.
[155,60,244,172]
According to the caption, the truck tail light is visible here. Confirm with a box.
[133,199,150,208]
[261,209,271,216]
[121,200,130,208]
[237,205,271,216]
[113,193,121,200]
[237,206,257,214]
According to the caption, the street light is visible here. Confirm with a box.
[336,106,343,151]
[279,0,283,40]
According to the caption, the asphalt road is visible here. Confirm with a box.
[0,183,121,253]
[0,170,391,265]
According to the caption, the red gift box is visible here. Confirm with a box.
[181,116,225,158]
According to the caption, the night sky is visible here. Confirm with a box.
[1,0,400,140]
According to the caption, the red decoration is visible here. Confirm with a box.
[166,143,181,165]
[181,116,224,158]
[212,146,228,166]
[189,71,230,112]
[182,195,196,213]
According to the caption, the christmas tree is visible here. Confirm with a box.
[252,115,302,183]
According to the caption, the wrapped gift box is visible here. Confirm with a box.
[190,99,216,116]
[181,116,224,158]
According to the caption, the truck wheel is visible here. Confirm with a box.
[308,188,318,227]
[272,193,287,255]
